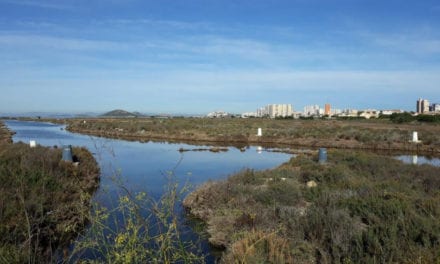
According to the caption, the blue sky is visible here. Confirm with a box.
[1,0,439,114]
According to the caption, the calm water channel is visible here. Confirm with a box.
[5,120,439,262]
[4,120,293,262]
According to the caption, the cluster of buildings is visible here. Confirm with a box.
[301,105,402,119]
[303,104,343,117]
[416,98,440,114]
[240,104,295,118]
[207,98,439,119]
[256,104,294,118]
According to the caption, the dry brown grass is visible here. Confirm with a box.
[0,142,100,263]
[63,117,440,154]
[221,231,298,264]
[184,151,440,263]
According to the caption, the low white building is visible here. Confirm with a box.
[241,112,257,118]
[337,109,359,117]
[207,111,229,118]
[360,109,379,119]
[381,109,403,115]
[292,111,302,119]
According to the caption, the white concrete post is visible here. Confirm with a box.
[412,131,419,142]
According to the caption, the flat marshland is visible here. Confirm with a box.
[62,116,440,262]
[2,117,440,263]
[63,117,440,153]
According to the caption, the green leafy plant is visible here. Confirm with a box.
[70,159,204,264]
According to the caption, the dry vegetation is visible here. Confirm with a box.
[184,150,440,263]
[0,121,100,263]
[0,120,203,263]
[0,121,13,144]
[64,117,440,154]
[4,118,440,262]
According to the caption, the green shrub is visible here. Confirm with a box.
[185,150,440,263]
[0,143,99,263]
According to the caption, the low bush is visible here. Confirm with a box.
[0,143,99,263]
[184,150,440,263]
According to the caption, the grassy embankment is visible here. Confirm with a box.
[0,121,13,144]
[0,121,100,263]
[184,151,440,263]
[64,118,440,154]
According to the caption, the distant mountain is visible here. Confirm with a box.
[101,109,139,117]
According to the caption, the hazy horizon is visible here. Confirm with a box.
[1,0,439,114]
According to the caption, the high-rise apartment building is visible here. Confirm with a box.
[256,107,267,117]
[417,98,430,113]
[324,104,331,116]
[423,100,431,113]
[261,104,293,118]
[432,103,440,112]
[303,105,320,116]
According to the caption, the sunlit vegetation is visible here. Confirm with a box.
[0,121,202,263]
[0,122,13,144]
[3,119,440,263]
[64,117,440,153]
[386,112,440,123]
[70,176,204,263]
[184,150,440,263]
[0,127,100,263]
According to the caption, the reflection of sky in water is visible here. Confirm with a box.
[396,155,440,167]
[5,120,293,261]
[8,120,439,262]
[5,119,292,198]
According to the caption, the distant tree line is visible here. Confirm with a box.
[385,113,440,123]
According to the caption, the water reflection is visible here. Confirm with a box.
[396,155,440,167]
[3,120,293,262]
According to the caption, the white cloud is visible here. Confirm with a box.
[3,16,439,73]
[374,35,440,55]
[0,34,125,50]
[356,29,440,56]
[0,0,73,10]
[160,70,440,92]
[100,18,213,31]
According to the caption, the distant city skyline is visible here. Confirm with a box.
[1,0,439,114]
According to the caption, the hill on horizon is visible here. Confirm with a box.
[101,109,139,117]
